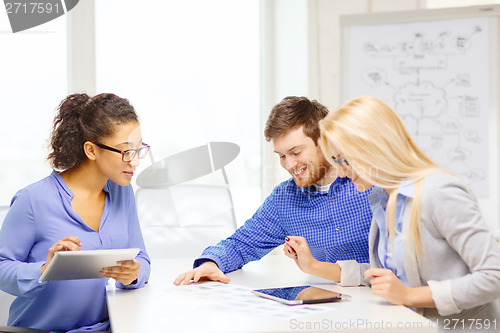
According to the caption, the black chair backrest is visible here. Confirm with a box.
[0,327,50,333]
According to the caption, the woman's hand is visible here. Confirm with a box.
[364,268,410,305]
[284,236,317,274]
[364,268,436,308]
[41,235,83,275]
[284,236,342,282]
[101,260,141,286]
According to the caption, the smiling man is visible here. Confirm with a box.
[174,96,373,286]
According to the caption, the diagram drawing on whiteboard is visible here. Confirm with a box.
[345,17,490,197]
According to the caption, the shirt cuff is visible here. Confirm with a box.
[337,260,370,286]
[18,261,48,297]
[194,256,222,270]
[428,279,461,316]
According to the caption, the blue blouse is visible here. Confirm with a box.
[0,171,150,332]
[368,184,414,286]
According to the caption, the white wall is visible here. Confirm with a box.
[314,0,500,111]
[315,0,428,111]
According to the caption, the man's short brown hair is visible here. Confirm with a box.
[264,96,329,144]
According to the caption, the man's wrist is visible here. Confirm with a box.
[200,260,218,268]
[194,257,220,269]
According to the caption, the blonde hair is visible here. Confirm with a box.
[319,96,448,259]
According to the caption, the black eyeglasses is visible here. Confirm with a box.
[96,143,150,162]
[331,156,349,167]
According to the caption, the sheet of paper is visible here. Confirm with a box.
[160,282,334,319]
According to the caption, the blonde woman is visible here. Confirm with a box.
[284,96,500,326]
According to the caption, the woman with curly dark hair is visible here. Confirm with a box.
[0,93,151,332]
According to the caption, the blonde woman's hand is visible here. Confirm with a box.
[364,268,410,305]
[284,236,318,274]
[41,236,83,275]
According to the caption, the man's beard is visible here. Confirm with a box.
[292,156,332,187]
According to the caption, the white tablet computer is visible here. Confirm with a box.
[39,248,140,282]
[252,286,350,305]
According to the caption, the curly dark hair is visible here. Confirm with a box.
[48,93,139,171]
[264,96,329,145]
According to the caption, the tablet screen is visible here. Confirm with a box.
[252,286,348,305]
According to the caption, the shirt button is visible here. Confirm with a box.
[343,250,347,254]
[329,198,334,201]
[336,227,340,231]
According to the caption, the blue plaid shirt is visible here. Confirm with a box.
[195,177,373,273]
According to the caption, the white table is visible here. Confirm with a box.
[106,255,437,332]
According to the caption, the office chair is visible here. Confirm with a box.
[0,291,16,328]
[0,327,108,333]
[0,205,8,228]
[0,327,49,333]
[0,206,15,327]
[135,142,239,259]
[136,183,237,258]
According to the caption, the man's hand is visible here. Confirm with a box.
[173,261,230,286]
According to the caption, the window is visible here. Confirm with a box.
[95,0,261,224]
[0,14,67,204]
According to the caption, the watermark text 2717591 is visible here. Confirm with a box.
[441,318,496,330]
[3,0,80,33]
[6,2,61,14]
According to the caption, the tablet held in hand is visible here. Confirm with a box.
[39,248,140,282]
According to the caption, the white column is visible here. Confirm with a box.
[67,0,96,95]
[260,0,317,197]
